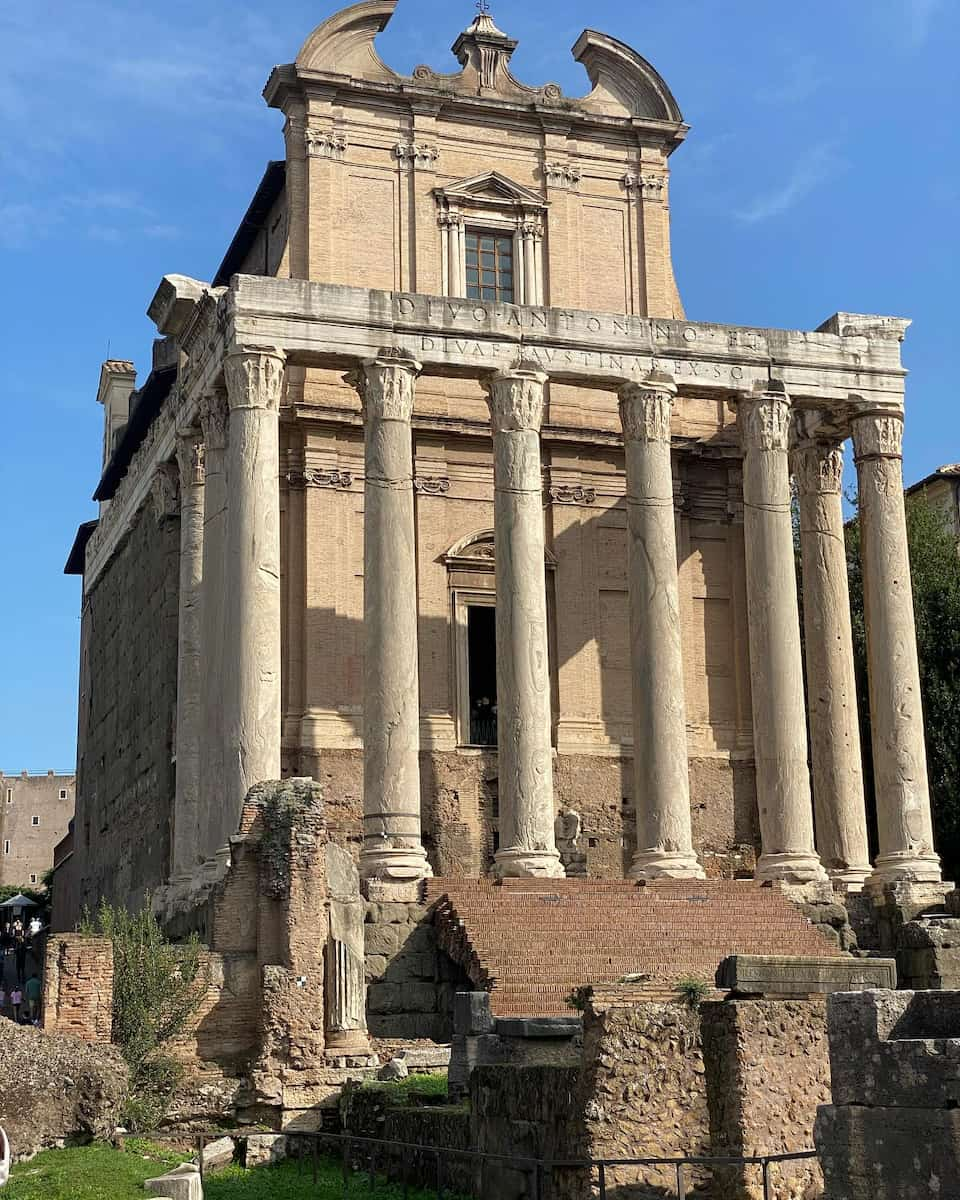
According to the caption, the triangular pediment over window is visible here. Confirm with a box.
[435,171,546,209]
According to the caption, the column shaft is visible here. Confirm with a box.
[171,428,205,880]
[739,386,826,882]
[350,352,430,883]
[619,377,703,879]
[852,412,941,885]
[198,389,229,866]
[221,349,285,845]
[486,366,563,878]
[792,439,871,889]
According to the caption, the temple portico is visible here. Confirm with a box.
[79,274,939,901]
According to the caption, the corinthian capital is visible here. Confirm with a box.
[223,349,285,414]
[738,385,792,452]
[485,365,548,433]
[175,427,205,488]
[791,441,844,495]
[199,385,229,452]
[347,350,421,423]
[618,374,676,444]
[851,411,904,461]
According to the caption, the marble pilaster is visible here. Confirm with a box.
[485,365,563,878]
[792,437,871,889]
[198,386,229,866]
[171,427,205,881]
[221,348,285,848]
[348,351,431,884]
[852,412,941,886]
[324,844,373,1059]
[739,384,826,883]
[618,375,703,879]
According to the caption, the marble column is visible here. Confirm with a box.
[171,427,205,881]
[348,352,430,883]
[792,436,871,889]
[221,348,285,846]
[852,411,941,885]
[738,383,826,883]
[323,844,372,1058]
[485,365,563,878]
[198,386,229,867]
[618,375,704,880]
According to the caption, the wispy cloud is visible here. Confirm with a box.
[905,0,943,45]
[758,54,825,105]
[736,142,844,223]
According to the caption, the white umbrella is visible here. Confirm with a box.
[0,1126,9,1185]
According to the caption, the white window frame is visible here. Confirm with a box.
[3,840,9,855]
[58,788,68,800]
[31,815,40,827]
[29,874,37,885]
[5,788,11,804]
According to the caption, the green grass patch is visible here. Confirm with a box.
[5,1142,463,1199]
[358,1072,449,1105]
[5,1140,190,1199]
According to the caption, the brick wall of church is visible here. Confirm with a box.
[73,500,179,917]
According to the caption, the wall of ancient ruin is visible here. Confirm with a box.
[0,771,75,888]
[74,500,179,915]
[701,999,828,1200]
[42,933,114,1044]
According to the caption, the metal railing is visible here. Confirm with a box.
[166,1127,819,1200]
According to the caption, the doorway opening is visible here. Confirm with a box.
[467,605,497,746]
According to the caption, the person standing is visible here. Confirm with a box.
[24,974,41,1024]
[9,986,22,1023]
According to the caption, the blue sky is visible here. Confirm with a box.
[1,0,958,770]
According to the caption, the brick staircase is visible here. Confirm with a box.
[427,877,842,1017]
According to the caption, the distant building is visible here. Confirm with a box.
[906,463,960,541]
[0,771,75,889]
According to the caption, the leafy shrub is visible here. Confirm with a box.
[79,899,207,1130]
[675,977,710,1008]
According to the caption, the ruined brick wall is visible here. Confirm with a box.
[701,999,827,1200]
[74,501,179,914]
[42,934,114,1044]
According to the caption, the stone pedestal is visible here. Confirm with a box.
[852,412,941,887]
[349,352,430,884]
[198,386,229,866]
[485,366,563,878]
[171,428,205,883]
[221,349,285,846]
[618,376,703,880]
[792,438,871,889]
[738,385,825,883]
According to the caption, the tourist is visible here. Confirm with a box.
[13,939,26,986]
[9,986,22,1023]
[24,973,42,1023]
[28,916,41,938]
[0,985,6,1020]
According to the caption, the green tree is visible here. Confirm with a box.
[846,493,960,880]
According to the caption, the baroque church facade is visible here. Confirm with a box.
[62,0,940,923]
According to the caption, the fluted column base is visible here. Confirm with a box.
[629,848,705,881]
[756,850,828,884]
[493,846,564,879]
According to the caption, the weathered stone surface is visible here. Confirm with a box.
[738,387,825,885]
[243,1133,287,1167]
[145,1162,202,1200]
[199,1135,235,1171]
[718,953,896,996]
[0,1020,128,1160]
[619,376,703,880]
[348,354,430,885]
[377,1057,409,1081]
[454,991,495,1037]
[792,434,871,889]
[486,367,562,879]
[852,413,941,887]
[826,989,960,1109]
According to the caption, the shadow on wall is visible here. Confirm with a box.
[289,435,759,879]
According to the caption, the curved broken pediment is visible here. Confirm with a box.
[285,1,683,132]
